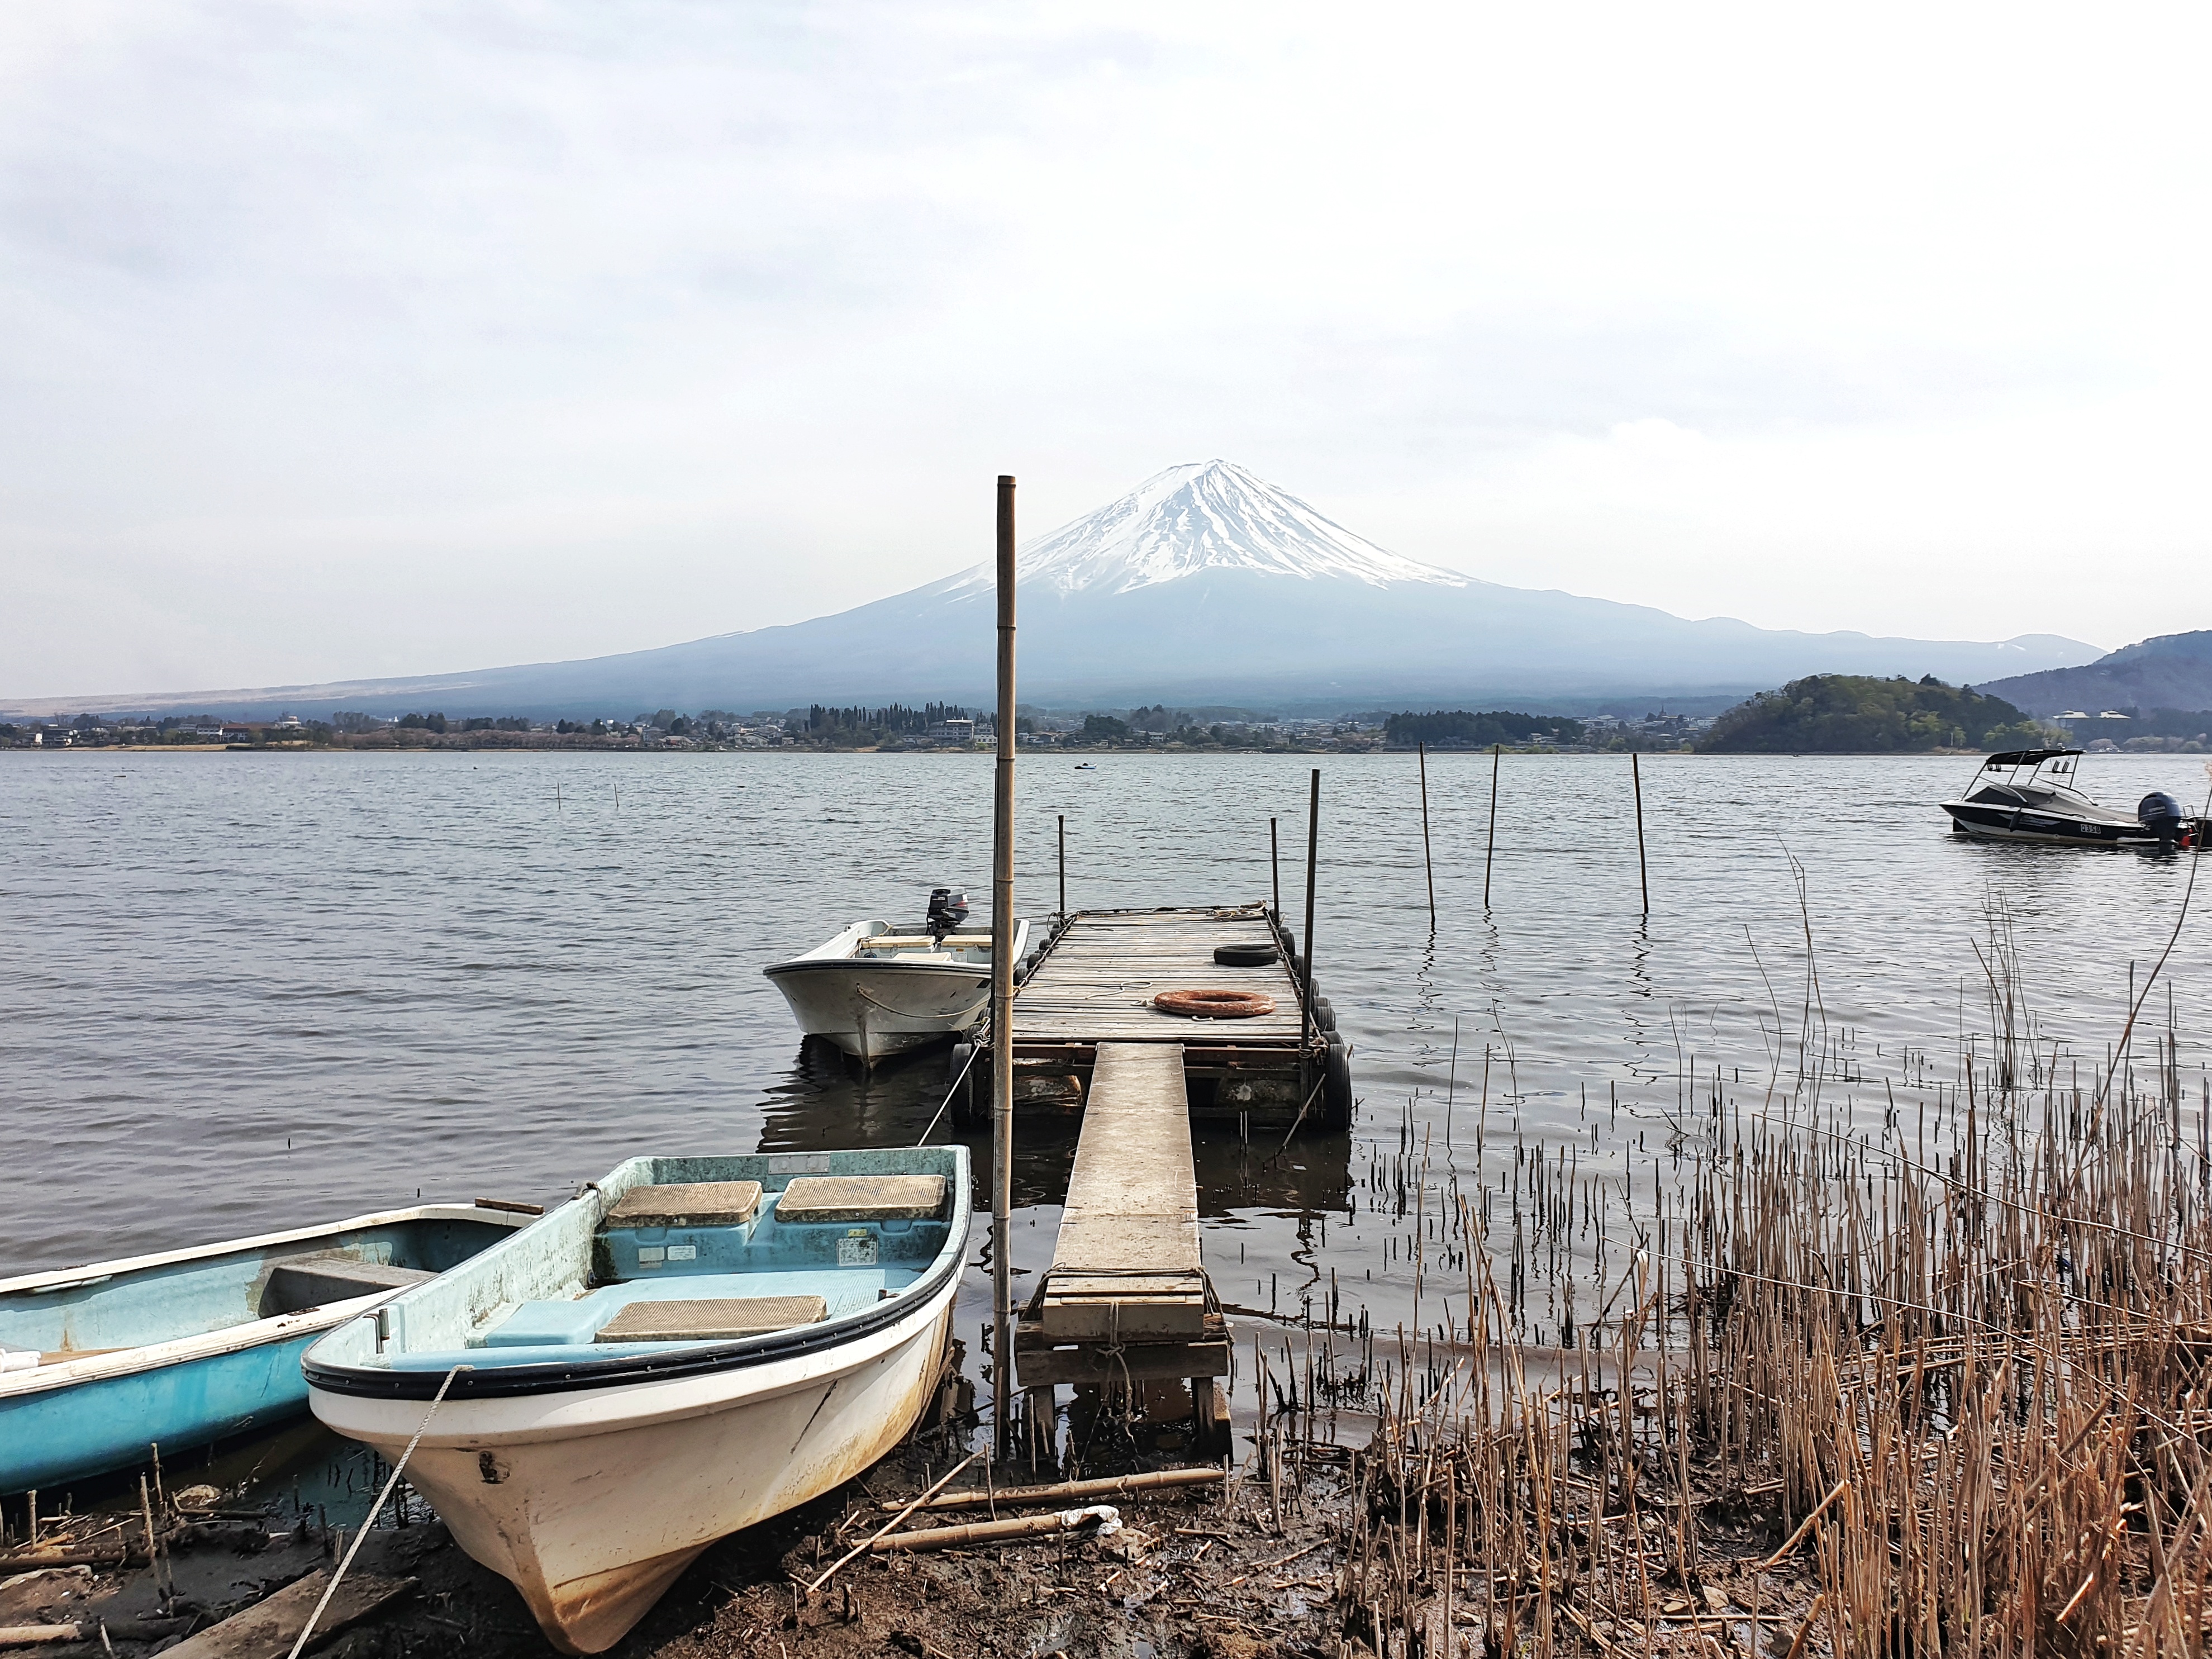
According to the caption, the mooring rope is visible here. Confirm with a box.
[911,1042,980,1147]
[287,1362,469,1659]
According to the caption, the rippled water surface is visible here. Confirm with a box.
[5,747,2209,1441]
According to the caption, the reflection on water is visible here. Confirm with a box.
[4,749,2210,1468]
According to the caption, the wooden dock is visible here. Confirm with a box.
[977,904,1348,1129]
[1014,1044,1230,1449]
[963,902,1356,1459]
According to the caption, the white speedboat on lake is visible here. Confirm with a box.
[763,888,1028,1063]
[1941,748,2202,849]
[304,1148,967,1655]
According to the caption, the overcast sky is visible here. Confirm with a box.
[5,1,2208,697]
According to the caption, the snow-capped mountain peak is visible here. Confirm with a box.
[974,460,1471,595]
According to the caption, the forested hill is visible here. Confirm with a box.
[1384,710,1585,747]
[1699,676,2050,753]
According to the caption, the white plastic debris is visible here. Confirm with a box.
[1059,1504,1123,1537]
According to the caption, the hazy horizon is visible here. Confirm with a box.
[8,3,2209,699]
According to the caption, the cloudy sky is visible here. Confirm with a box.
[5,1,2207,697]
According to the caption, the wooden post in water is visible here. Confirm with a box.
[991,474,1019,1457]
[1058,814,1066,920]
[1483,744,1500,909]
[1270,817,1280,919]
[1417,741,1436,931]
[1631,750,1649,915]
[1301,771,1320,1038]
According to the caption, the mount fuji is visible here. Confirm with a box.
[12,460,2098,718]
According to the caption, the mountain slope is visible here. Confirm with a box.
[6,460,2101,719]
[1980,631,2212,716]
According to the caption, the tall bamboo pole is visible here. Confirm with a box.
[991,474,1018,1455]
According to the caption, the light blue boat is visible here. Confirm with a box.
[0,1202,532,1494]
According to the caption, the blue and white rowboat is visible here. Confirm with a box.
[1,1202,532,1494]
[305,1149,969,1655]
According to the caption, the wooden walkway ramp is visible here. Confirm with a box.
[1015,1044,1229,1444]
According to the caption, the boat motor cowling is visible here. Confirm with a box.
[926,887,971,938]
[2138,792,2186,851]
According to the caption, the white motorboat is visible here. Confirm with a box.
[1940,748,2203,849]
[304,1147,968,1654]
[763,888,1029,1063]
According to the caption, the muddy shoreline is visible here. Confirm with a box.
[2,1414,1840,1659]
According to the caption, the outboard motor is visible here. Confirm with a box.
[925,887,971,939]
[2138,792,2185,852]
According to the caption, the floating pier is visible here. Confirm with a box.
[960,902,1349,1129]
[1012,1043,1230,1451]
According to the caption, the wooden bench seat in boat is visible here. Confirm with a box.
[774,1175,947,1224]
[603,1182,764,1228]
[262,1254,435,1315]
[593,1296,828,1342]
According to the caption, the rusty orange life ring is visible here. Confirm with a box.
[1152,987,1276,1019]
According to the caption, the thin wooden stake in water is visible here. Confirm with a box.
[1417,741,1436,931]
[1302,770,1321,1037]
[990,473,1019,1458]
[1483,744,1500,909]
[1057,813,1065,920]
[1270,817,1280,919]
[1631,751,1649,915]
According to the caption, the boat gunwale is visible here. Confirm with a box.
[761,917,1027,977]
[0,1203,528,1399]
[760,956,996,979]
[305,1153,972,1404]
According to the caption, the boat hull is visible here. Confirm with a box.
[0,1205,526,1495]
[763,959,993,1061]
[1942,802,2155,846]
[1,1326,325,1494]
[309,1274,958,1653]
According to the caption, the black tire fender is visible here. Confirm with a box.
[948,1042,981,1127]
[1212,942,1280,967]
[1321,1037,1353,1130]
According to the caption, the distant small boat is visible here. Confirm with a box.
[1074,763,1096,770]
[305,1147,969,1655]
[1941,748,2201,848]
[763,888,1028,1062]
[0,1202,531,1494]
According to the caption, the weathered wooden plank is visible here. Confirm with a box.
[1039,1043,1203,1341]
[1013,1338,1233,1385]
[162,1570,414,1658]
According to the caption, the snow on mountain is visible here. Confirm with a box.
[948,460,1469,595]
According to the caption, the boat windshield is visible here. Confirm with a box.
[1962,748,2091,804]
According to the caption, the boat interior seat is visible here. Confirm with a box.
[261,1254,434,1315]
[594,1295,828,1342]
[774,1175,948,1224]
[603,1181,764,1228]
[482,1269,905,1347]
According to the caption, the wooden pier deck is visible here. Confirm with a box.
[986,903,1348,1129]
[1015,1044,1230,1447]
[1011,905,1306,1053]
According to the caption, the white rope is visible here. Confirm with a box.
[287,1363,469,1659]
[912,1043,980,1147]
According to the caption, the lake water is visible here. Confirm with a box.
[6,747,2209,1465]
